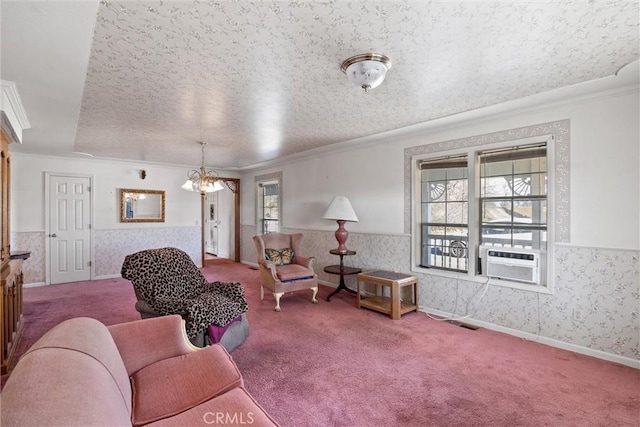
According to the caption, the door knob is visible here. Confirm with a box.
[50,233,57,238]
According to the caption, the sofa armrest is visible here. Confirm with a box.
[259,259,279,281]
[108,315,198,376]
[294,255,316,273]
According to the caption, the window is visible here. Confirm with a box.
[416,141,549,285]
[255,172,283,234]
[419,156,469,272]
[479,144,547,251]
[258,182,279,233]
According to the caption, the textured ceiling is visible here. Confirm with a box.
[2,1,639,169]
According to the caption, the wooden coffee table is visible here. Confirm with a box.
[356,270,418,320]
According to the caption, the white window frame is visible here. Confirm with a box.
[418,153,470,273]
[411,135,555,294]
[255,171,282,234]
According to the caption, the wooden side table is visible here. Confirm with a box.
[357,270,419,319]
[324,249,361,301]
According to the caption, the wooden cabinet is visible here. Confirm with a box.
[1,122,9,269]
[1,115,24,374]
[1,258,23,374]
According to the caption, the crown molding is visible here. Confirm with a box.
[1,80,31,132]
[239,75,639,173]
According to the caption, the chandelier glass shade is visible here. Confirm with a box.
[181,142,224,194]
[341,53,392,92]
[124,192,146,201]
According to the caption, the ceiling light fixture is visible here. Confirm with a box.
[341,53,392,93]
[181,141,224,194]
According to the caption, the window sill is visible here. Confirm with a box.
[411,265,552,294]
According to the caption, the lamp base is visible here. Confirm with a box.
[334,220,349,253]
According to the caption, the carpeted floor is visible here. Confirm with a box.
[3,258,639,426]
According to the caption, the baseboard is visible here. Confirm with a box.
[93,273,122,280]
[240,261,258,268]
[422,306,640,369]
[24,282,46,288]
[26,274,123,286]
[318,279,337,289]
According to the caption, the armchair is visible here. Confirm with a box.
[253,233,319,311]
[120,247,249,352]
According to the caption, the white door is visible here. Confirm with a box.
[48,175,92,284]
[217,186,234,259]
[205,192,218,255]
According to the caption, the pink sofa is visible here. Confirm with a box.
[1,315,279,426]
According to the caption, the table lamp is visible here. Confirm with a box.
[322,196,359,253]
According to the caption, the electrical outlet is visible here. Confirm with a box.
[572,309,582,322]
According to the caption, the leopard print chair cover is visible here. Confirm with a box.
[121,247,248,339]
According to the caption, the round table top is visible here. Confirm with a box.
[324,265,362,275]
[329,249,356,256]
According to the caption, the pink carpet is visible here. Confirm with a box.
[3,258,639,426]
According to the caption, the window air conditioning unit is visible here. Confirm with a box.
[483,246,544,285]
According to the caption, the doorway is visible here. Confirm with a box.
[46,173,93,284]
[205,192,219,257]
[200,178,240,263]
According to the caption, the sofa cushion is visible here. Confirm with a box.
[130,343,243,426]
[146,387,280,427]
[1,347,132,426]
[23,317,132,415]
[265,247,294,265]
[275,263,314,282]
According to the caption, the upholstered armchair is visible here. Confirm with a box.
[120,247,249,352]
[253,233,318,311]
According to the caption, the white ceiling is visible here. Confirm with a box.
[1,1,638,170]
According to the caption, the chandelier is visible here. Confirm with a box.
[181,141,224,194]
[341,53,392,93]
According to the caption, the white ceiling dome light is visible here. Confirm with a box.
[341,53,392,93]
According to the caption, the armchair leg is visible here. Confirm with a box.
[273,292,284,312]
[260,286,264,301]
[311,287,318,304]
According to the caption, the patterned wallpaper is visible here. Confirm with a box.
[17,223,638,361]
[404,119,570,241]
[94,227,201,276]
[10,232,46,284]
[243,225,639,362]
[12,227,200,284]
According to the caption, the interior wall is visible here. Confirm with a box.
[240,87,640,365]
[242,87,639,249]
[10,154,206,283]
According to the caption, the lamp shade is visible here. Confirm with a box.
[322,196,358,222]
